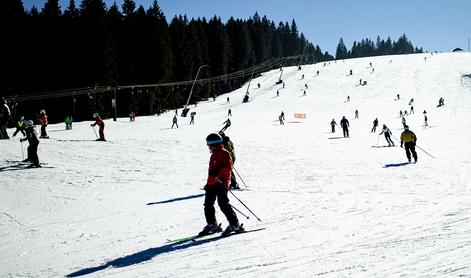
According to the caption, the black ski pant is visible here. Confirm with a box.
[41,124,48,137]
[230,171,238,189]
[342,127,349,137]
[385,133,394,146]
[371,125,377,132]
[171,123,178,128]
[331,126,335,133]
[404,142,417,162]
[27,143,40,166]
[13,127,25,136]
[204,183,238,226]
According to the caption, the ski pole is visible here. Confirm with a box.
[233,167,248,188]
[91,126,98,138]
[20,140,25,160]
[231,205,249,219]
[228,190,261,222]
[415,144,436,159]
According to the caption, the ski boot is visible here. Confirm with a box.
[222,223,244,236]
[198,223,222,236]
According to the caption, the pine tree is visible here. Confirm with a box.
[335,37,348,60]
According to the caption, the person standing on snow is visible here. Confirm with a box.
[171,115,178,129]
[279,114,284,125]
[228,109,232,117]
[340,116,350,137]
[199,133,243,236]
[330,119,337,133]
[38,109,49,139]
[91,113,106,141]
[379,124,394,146]
[400,125,418,163]
[20,120,41,167]
[371,118,379,132]
[354,109,359,119]
[13,116,26,137]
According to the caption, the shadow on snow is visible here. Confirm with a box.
[384,162,409,168]
[146,193,205,205]
[66,235,228,277]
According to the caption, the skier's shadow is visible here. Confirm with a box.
[384,162,409,168]
[66,236,228,277]
[146,193,204,205]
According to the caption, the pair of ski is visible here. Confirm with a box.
[167,224,265,244]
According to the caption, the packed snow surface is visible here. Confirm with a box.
[2,53,471,277]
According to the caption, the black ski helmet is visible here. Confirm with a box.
[206,133,223,145]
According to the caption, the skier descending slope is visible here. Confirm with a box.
[400,125,418,163]
[340,116,350,137]
[199,133,243,237]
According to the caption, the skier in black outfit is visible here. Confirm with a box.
[220,118,231,132]
[20,120,41,167]
[371,118,379,132]
[340,116,350,137]
[379,124,394,146]
[330,119,337,133]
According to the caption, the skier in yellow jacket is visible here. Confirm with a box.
[400,125,418,163]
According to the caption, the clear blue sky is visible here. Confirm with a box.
[23,0,471,54]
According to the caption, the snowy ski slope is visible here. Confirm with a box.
[1,52,471,277]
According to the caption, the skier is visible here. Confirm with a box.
[228,109,232,117]
[354,109,359,119]
[219,132,239,190]
[349,69,353,75]
[0,97,11,139]
[190,114,195,125]
[20,120,40,167]
[199,133,242,236]
[257,83,261,88]
[410,106,414,114]
[400,125,417,163]
[276,90,279,97]
[91,113,106,141]
[279,114,284,125]
[226,97,230,104]
[65,116,73,130]
[316,70,319,76]
[371,118,379,132]
[303,90,306,96]
[438,97,445,107]
[305,84,308,89]
[424,115,429,129]
[399,110,403,117]
[281,111,285,120]
[220,118,231,132]
[379,124,394,146]
[340,116,350,137]
[408,98,414,105]
[396,94,400,100]
[301,74,304,79]
[330,119,337,133]
[359,79,362,85]
[37,110,49,139]
[347,96,350,102]
[401,116,406,128]
[171,115,178,129]
[13,116,26,137]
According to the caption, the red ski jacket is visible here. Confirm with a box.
[207,144,233,188]
[92,116,104,127]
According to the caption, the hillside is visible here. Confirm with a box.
[1,52,471,277]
